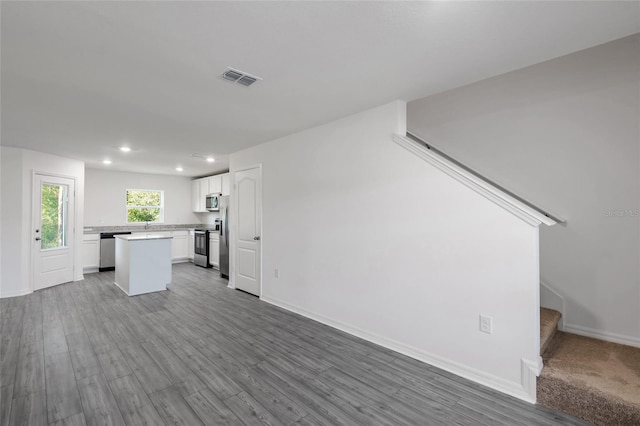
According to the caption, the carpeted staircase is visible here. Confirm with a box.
[537,308,640,425]
[540,307,562,355]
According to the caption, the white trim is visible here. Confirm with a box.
[393,134,557,227]
[563,322,640,348]
[521,357,543,403]
[262,295,535,403]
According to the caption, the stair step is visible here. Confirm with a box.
[538,331,640,425]
[540,307,561,355]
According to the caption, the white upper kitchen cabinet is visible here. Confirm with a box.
[198,178,210,209]
[192,174,228,212]
[209,175,222,194]
[191,179,203,212]
[191,176,213,212]
[221,173,230,196]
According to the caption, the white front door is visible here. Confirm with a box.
[33,174,75,291]
[234,166,262,296]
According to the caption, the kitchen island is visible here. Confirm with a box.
[114,234,173,296]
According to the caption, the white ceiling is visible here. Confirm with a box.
[2,1,638,177]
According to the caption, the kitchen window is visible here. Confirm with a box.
[126,189,164,223]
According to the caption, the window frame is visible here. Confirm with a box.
[125,188,165,224]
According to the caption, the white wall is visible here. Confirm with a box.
[0,147,25,297]
[0,147,85,298]
[84,168,201,226]
[408,35,640,346]
[230,101,542,401]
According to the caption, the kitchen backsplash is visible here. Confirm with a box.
[202,211,221,226]
[83,223,204,234]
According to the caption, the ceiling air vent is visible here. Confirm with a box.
[237,75,258,86]
[221,68,261,87]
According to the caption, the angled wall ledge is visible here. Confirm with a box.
[393,134,560,227]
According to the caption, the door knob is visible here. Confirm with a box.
[253,236,261,241]
[35,237,41,241]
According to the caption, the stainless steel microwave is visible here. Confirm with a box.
[206,193,220,211]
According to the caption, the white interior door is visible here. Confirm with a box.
[234,166,262,296]
[33,174,75,291]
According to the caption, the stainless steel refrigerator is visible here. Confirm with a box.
[219,195,230,278]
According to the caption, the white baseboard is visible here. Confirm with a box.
[83,267,99,274]
[563,323,640,348]
[0,288,32,299]
[113,281,128,295]
[261,295,535,403]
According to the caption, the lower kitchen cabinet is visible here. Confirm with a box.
[188,229,195,260]
[131,230,189,263]
[209,233,220,268]
[82,234,100,273]
[84,229,194,274]
[171,230,190,262]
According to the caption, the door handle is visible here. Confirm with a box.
[35,237,41,241]
[253,236,260,241]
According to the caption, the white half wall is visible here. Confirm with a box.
[84,168,201,226]
[0,147,85,298]
[408,34,640,346]
[230,101,541,401]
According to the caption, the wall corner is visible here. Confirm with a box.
[394,100,407,135]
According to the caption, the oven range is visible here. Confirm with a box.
[194,228,216,268]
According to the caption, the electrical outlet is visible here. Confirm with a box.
[479,315,493,334]
[274,268,279,278]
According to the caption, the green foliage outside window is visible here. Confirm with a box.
[41,184,66,249]
[126,190,163,223]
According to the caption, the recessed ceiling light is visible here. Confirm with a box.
[176,167,183,172]
[206,157,215,163]
[119,146,131,152]
[103,159,112,165]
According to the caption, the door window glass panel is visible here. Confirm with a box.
[41,183,68,249]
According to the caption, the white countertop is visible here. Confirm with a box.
[116,234,173,241]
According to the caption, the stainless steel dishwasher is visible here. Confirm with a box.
[99,231,132,271]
